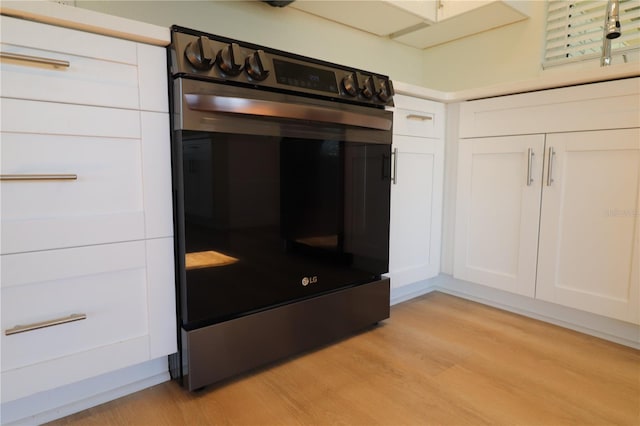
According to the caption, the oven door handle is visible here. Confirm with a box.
[184,94,392,131]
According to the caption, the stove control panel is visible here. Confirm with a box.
[169,26,394,107]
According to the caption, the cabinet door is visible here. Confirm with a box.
[537,129,640,323]
[454,135,545,296]
[388,135,444,288]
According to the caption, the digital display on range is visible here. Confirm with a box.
[273,59,338,93]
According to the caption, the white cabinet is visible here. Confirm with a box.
[454,78,640,324]
[289,1,433,37]
[389,135,444,288]
[393,1,531,49]
[0,101,145,254]
[0,16,175,403]
[388,95,444,290]
[454,135,544,297]
[435,0,486,20]
[289,1,529,48]
[393,0,437,22]
[536,129,640,323]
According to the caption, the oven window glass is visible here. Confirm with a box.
[180,131,390,328]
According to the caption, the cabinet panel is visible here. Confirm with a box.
[1,242,149,372]
[146,238,177,358]
[454,135,545,296]
[1,132,145,254]
[389,135,443,287]
[137,43,169,113]
[141,112,173,239]
[537,129,640,323]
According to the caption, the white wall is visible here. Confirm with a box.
[75,0,426,86]
[421,1,546,91]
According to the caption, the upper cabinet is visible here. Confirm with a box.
[289,1,530,49]
[289,1,434,37]
[395,1,530,48]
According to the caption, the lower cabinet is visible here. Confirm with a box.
[453,134,544,297]
[388,135,444,288]
[536,129,640,323]
[454,128,640,323]
[0,238,176,402]
[0,14,176,408]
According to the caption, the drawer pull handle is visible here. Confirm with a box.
[5,313,87,336]
[0,52,70,68]
[406,114,433,121]
[0,174,78,181]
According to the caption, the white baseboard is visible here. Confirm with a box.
[390,279,436,305]
[389,274,639,349]
[1,357,171,425]
[431,274,640,349]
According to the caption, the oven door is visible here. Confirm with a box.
[172,78,393,329]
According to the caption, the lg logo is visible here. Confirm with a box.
[301,276,318,286]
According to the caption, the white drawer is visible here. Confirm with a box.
[1,132,144,254]
[392,94,444,139]
[0,16,139,109]
[459,78,640,138]
[0,44,139,109]
[1,98,140,138]
[393,108,439,138]
[1,242,149,383]
[0,16,137,64]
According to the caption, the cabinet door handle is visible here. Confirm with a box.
[0,174,77,181]
[405,114,433,121]
[391,147,398,185]
[527,148,535,186]
[5,313,87,336]
[0,51,70,68]
[547,147,556,186]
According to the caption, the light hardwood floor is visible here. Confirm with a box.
[48,292,640,425]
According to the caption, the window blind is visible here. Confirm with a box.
[544,0,640,68]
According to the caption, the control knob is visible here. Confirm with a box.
[377,78,394,103]
[184,36,215,70]
[217,42,244,76]
[361,75,375,99]
[245,50,270,81]
[341,73,358,97]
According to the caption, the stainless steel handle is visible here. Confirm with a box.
[391,147,398,185]
[527,148,534,186]
[5,313,87,336]
[0,52,70,68]
[547,147,555,186]
[0,174,77,181]
[185,94,392,131]
[405,114,433,121]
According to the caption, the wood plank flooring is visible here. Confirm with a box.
[48,292,640,425]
